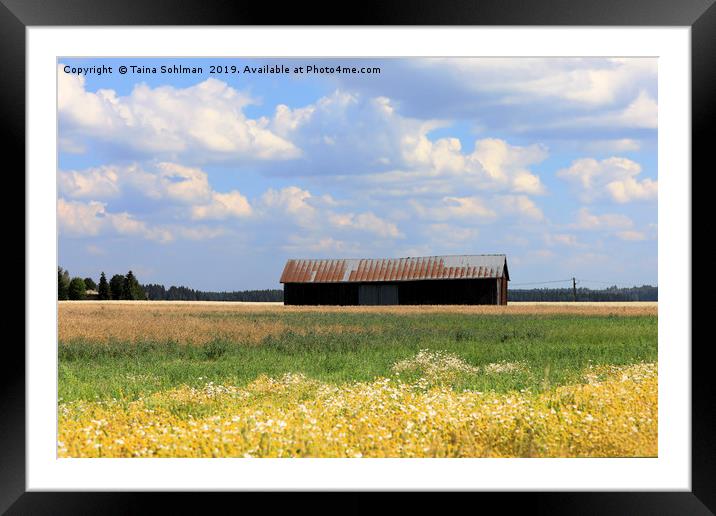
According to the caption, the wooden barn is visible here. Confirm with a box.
[280,254,509,306]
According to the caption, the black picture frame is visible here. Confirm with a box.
[4,0,709,513]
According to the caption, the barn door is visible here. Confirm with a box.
[359,285,399,305]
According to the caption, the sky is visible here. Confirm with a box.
[57,58,658,290]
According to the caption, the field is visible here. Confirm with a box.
[58,301,658,458]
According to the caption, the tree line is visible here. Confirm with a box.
[508,285,657,302]
[58,267,146,300]
[142,284,283,302]
[59,266,656,303]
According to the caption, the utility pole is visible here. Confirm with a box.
[572,277,577,302]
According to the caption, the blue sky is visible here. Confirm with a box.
[58,58,657,290]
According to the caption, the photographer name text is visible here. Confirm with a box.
[62,64,381,76]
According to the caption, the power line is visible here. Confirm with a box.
[511,278,627,287]
[510,279,573,286]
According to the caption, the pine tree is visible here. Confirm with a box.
[97,272,110,300]
[122,271,136,300]
[58,267,70,300]
[122,270,146,300]
[109,274,125,300]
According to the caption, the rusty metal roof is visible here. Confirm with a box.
[280,255,508,283]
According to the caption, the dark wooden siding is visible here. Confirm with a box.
[359,284,399,305]
[284,278,499,306]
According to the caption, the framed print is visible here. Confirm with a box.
[6,0,711,512]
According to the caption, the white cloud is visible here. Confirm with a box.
[585,138,641,153]
[616,230,647,241]
[59,165,121,198]
[495,195,545,221]
[59,162,254,222]
[154,163,212,204]
[411,196,497,222]
[618,90,658,128]
[59,162,212,203]
[561,91,658,131]
[411,193,544,223]
[282,235,362,255]
[57,199,106,236]
[378,137,547,196]
[272,103,316,137]
[545,233,579,247]
[328,212,403,238]
[261,186,402,239]
[381,136,547,196]
[606,176,658,203]
[58,198,228,243]
[569,208,649,242]
[570,207,634,230]
[191,191,252,220]
[271,90,447,174]
[260,186,318,227]
[442,196,498,219]
[268,89,547,196]
[557,157,657,203]
[58,198,173,242]
[58,65,300,162]
[472,139,548,194]
[520,60,656,106]
[420,57,657,107]
[59,163,404,243]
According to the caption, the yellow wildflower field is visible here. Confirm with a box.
[58,361,657,458]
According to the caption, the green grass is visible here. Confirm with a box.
[58,313,657,402]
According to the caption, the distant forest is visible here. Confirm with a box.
[141,284,657,302]
[142,284,284,302]
[508,285,657,302]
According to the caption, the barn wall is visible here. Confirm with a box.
[284,282,359,305]
[284,279,500,305]
[396,279,497,305]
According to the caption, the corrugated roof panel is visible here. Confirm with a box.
[385,259,394,280]
[299,260,310,282]
[426,258,436,279]
[289,260,301,282]
[331,261,344,282]
[313,260,324,283]
[359,259,369,282]
[321,260,332,282]
[323,260,335,282]
[394,259,403,281]
[369,260,379,280]
[322,260,333,282]
[412,258,422,280]
[280,255,508,283]
[406,259,416,280]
